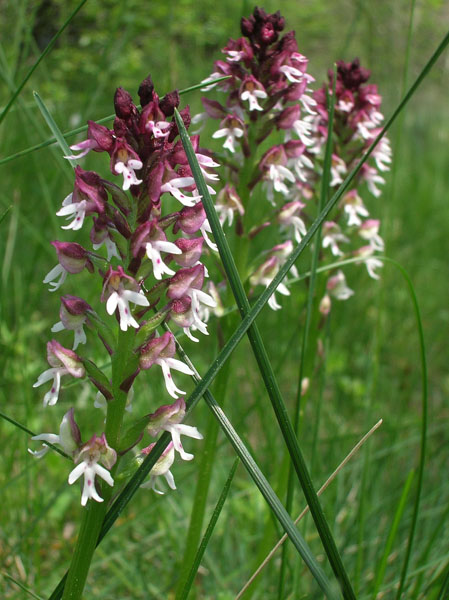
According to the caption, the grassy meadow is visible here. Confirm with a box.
[1,1,449,598]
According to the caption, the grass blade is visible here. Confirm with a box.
[178,459,239,600]
[33,92,75,166]
[0,205,12,226]
[372,470,414,599]
[174,107,356,599]
[1,572,44,600]
[436,564,449,600]
[0,0,88,126]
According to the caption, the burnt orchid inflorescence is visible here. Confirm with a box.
[30,75,222,504]
[194,6,390,313]
[31,3,391,515]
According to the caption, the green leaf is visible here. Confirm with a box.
[134,309,169,348]
[372,470,414,599]
[80,357,113,400]
[86,310,116,354]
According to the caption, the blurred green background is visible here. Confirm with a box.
[1,1,449,598]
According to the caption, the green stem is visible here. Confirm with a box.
[61,500,108,600]
[61,329,133,599]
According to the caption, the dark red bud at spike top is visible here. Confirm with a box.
[114,87,136,119]
[160,90,180,117]
[138,74,154,107]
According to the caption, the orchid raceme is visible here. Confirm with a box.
[194,8,389,318]
[32,74,216,522]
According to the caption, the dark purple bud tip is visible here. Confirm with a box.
[138,74,155,107]
[160,90,180,117]
[114,87,136,119]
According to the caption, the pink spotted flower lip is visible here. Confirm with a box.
[102,266,149,331]
[146,397,203,461]
[68,433,116,506]
[139,332,194,399]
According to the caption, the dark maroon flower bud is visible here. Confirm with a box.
[276,104,301,130]
[160,90,180,117]
[241,15,254,37]
[146,161,165,206]
[139,331,176,370]
[283,80,308,103]
[73,166,108,214]
[168,106,191,143]
[242,7,285,48]
[284,139,306,159]
[167,264,205,300]
[336,58,371,91]
[138,74,154,107]
[113,117,128,137]
[111,207,132,239]
[114,86,136,119]
[86,121,115,153]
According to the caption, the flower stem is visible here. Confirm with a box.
[61,499,108,600]
[61,328,133,599]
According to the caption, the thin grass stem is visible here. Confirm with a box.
[0,0,88,126]
[236,419,383,599]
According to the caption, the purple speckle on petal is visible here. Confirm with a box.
[51,387,55,393]
[88,480,92,486]
[157,259,161,264]
[168,374,171,379]
[125,308,129,315]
